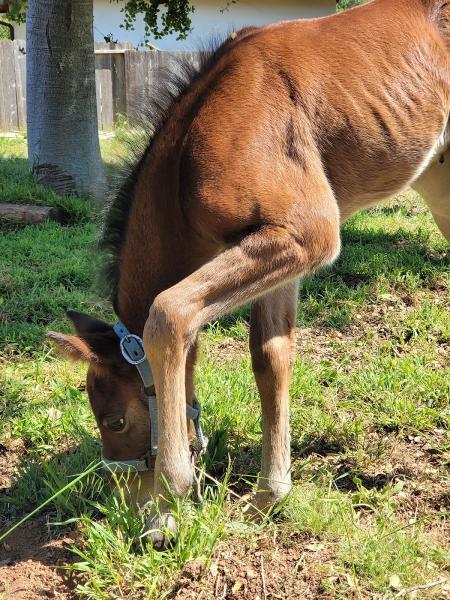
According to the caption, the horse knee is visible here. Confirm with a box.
[251,334,294,378]
[144,291,194,352]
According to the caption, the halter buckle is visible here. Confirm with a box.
[119,334,147,365]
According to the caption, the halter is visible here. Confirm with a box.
[101,322,207,473]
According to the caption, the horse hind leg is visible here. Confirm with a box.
[250,280,298,512]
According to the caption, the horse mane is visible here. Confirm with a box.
[98,29,257,306]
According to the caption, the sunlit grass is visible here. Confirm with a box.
[1,135,448,598]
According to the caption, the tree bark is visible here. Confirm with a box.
[26,0,106,201]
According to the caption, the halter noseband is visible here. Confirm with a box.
[101,322,207,473]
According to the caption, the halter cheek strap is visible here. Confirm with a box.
[101,322,207,473]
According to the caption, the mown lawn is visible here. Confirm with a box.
[0,134,449,599]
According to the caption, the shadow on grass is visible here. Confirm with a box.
[203,425,359,499]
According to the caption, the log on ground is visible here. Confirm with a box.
[0,203,63,224]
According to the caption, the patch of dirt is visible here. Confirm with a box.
[169,532,338,599]
[210,336,248,362]
[299,433,450,544]
[207,282,450,368]
[206,293,450,371]
[296,294,449,369]
[0,439,26,492]
[0,518,79,600]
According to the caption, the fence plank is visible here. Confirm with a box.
[0,40,19,130]
[13,40,26,129]
[95,53,114,130]
[112,52,126,119]
[124,50,153,123]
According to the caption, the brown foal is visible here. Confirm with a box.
[50,0,449,547]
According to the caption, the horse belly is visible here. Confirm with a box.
[328,111,450,217]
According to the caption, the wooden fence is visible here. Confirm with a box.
[0,40,201,131]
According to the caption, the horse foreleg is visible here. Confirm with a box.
[143,206,340,546]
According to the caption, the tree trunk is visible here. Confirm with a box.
[26,0,106,201]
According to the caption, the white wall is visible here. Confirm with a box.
[15,0,335,48]
[94,0,335,49]
[12,21,24,40]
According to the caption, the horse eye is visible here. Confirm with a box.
[106,417,126,432]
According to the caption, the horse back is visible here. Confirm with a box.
[178,0,450,236]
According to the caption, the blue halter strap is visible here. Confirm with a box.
[101,322,207,473]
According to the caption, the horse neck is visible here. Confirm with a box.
[114,166,174,334]
[113,53,235,335]
[114,152,215,335]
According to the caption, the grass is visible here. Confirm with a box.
[0,134,449,598]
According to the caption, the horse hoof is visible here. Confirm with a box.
[145,513,178,550]
[247,486,290,519]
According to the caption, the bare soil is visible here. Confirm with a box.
[0,518,78,600]
[0,441,79,600]
[0,438,25,492]
[169,533,336,599]
[303,434,450,544]
[208,288,450,370]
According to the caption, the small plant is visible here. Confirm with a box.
[337,0,367,11]
[103,32,118,44]
[350,477,405,515]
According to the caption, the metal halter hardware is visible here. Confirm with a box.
[101,322,207,473]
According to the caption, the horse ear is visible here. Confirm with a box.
[66,311,113,336]
[48,312,119,363]
[47,331,98,363]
